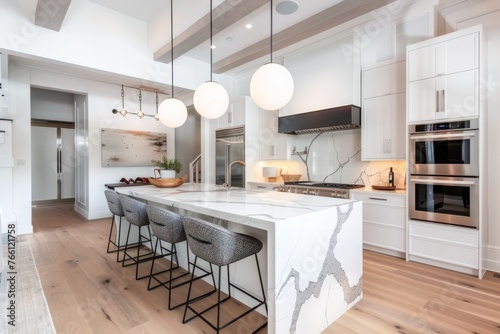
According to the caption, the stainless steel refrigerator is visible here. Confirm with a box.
[215,126,245,188]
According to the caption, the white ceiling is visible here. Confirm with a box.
[87,0,344,63]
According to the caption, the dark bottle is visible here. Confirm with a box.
[388,167,394,187]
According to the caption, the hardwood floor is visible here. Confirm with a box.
[23,204,500,333]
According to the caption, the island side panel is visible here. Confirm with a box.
[272,201,363,334]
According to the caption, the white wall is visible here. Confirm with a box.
[31,88,75,122]
[0,0,206,91]
[8,63,177,233]
[443,1,500,272]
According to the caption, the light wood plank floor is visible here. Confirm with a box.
[22,204,500,333]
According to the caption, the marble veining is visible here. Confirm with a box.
[289,130,406,188]
[277,204,362,333]
[116,184,363,334]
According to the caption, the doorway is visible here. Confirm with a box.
[30,87,76,206]
[31,120,75,205]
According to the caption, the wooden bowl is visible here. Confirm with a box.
[281,174,301,182]
[148,172,188,188]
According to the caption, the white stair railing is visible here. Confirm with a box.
[189,154,202,183]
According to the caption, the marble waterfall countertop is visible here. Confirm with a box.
[115,183,363,334]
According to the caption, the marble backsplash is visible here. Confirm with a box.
[258,129,407,189]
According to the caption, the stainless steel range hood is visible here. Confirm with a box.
[278,105,361,134]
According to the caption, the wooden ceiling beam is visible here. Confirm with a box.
[212,0,398,73]
[154,0,268,64]
[35,0,72,31]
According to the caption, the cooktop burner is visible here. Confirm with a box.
[284,181,364,189]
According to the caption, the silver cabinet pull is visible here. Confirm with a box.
[368,197,388,201]
[436,90,439,113]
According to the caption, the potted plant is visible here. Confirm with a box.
[152,157,182,178]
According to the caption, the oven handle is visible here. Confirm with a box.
[410,178,476,186]
[409,132,476,140]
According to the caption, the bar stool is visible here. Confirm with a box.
[146,205,201,310]
[104,190,125,262]
[182,216,267,333]
[118,194,157,280]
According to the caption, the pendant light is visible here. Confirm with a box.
[250,0,294,111]
[193,0,229,119]
[158,0,188,128]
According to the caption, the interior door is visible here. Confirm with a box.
[31,126,58,201]
[31,121,75,205]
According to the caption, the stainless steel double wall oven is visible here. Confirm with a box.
[408,119,479,228]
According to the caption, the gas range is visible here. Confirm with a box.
[275,181,364,199]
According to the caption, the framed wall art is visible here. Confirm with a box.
[101,128,166,167]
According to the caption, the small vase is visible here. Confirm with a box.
[160,169,176,178]
[154,169,176,179]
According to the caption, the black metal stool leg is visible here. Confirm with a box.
[121,223,132,267]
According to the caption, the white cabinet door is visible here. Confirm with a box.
[362,96,388,160]
[440,33,479,76]
[442,69,478,119]
[351,191,406,258]
[408,45,437,82]
[217,98,245,129]
[408,77,438,123]
[409,70,478,123]
[363,61,406,99]
[258,109,287,160]
[391,93,406,158]
[362,93,406,160]
[408,32,478,82]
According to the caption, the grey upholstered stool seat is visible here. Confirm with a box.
[119,194,158,280]
[146,205,198,310]
[104,190,126,262]
[182,216,267,333]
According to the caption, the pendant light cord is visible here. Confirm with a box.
[270,0,273,63]
[170,0,174,98]
[121,84,125,109]
[210,0,213,81]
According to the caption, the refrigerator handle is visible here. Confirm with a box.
[224,144,230,186]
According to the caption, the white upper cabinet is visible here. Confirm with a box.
[362,93,406,160]
[258,109,287,160]
[407,26,482,123]
[363,61,406,98]
[217,97,246,129]
[362,61,406,160]
[408,32,479,82]
[361,11,433,68]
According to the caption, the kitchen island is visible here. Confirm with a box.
[115,183,362,334]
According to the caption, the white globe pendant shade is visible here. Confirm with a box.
[250,62,294,110]
[193,81,229,119]
[158,98,188,128]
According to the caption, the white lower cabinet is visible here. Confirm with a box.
[408,219,479,275]
[351,190,406,258]
[246,181,281,191]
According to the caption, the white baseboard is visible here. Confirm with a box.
[87,211,112,220]
[486,245,500,273]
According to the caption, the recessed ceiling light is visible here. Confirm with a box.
[276,0,299,15]
[210,44,216,49]
[225,37,233,42]
[245,23,253,29]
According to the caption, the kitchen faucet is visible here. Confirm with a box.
[223,160,246,189]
